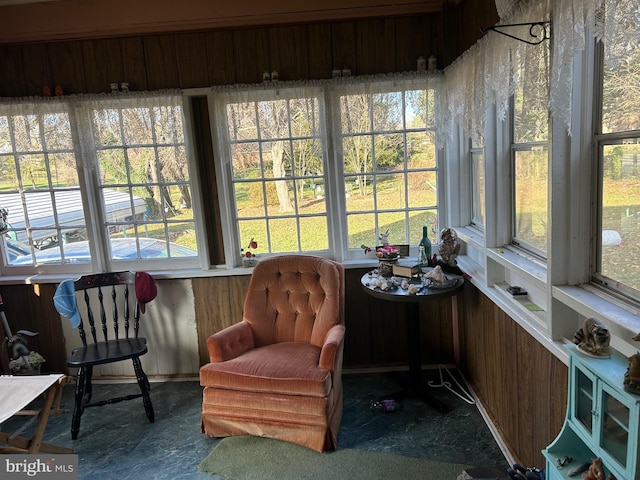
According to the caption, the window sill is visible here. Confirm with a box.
[486,246,547,289]
[553,284,640,357]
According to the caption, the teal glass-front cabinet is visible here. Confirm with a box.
[543,344,640,480]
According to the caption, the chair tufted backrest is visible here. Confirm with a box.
[242,255,345,348]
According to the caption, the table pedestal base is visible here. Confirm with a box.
[384,381,449,413]
[381,302,474,412]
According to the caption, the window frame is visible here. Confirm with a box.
[331,81,440,260]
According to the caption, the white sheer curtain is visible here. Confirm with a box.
[440,1,550,146]
[209,72,444,149]
[443,0,640,142]
[0,89,185,171]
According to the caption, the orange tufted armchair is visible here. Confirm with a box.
[200,255,345,452]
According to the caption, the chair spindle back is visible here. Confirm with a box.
[74,271,139,347]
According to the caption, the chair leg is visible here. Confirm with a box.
[71,367,87,440]
[132,357,154,423]
[84,366,93,404]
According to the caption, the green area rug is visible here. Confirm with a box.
[199,436,471,480]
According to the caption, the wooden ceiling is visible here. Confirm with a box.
[0,0,448,44]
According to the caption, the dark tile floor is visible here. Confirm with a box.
[2,369,509,479]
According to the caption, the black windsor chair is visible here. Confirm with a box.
[66,271,154,439]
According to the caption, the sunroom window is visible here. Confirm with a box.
[216,87,329,257]
[511,43,549,257]
[0,91,198,273]
[337,82,439,251]
[595,28,640,298]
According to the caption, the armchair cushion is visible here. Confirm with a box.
[200,342,331,397]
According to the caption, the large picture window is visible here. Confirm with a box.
[211,77,441,263]
[0,92,198,272]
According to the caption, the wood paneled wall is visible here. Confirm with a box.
[459,282,568,468]
[0,15,443,98]
[0,1,499,98]
[0,283,68,375]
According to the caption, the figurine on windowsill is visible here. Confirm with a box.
[624,352,640,394]
[439,227,460,267]
[625,331,640,394]
[378,229,390,246]
[573,317,611,358]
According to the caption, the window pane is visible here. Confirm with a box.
[49,152,78,187]
[407,171,437,208]
[514,148,548,251]
[374,133,403,171]
[93,109,121,146]
[600,142,640,290]
[512,42,549,256]
[122,107,153,145]
[407,131,436,170]
[377,211,407,243]
[372,92,403,130]
[13,115,41,151]
[341,95,370,133]
[19,154,47,190]
[0,155,18,189]
[343,135,372,174]
[375,173,405,210]
[98,149,127,185]
[0,116,11,153]
[43,113,73,150]
[514,46,549,143]
[471,149,485,228]
[345,174,374,211]
[347,212,375,249]
[269,217,299,252]
[602,44,640,134]
[264,179,296,217]
[299,216,329,251]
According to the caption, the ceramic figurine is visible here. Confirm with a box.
[573,317,611,357]
[624,352,640,394]
[581,458,605,480]
[439,227,460,266]
[379,229,390,246]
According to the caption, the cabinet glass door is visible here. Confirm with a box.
[575,366,594,435]
[600,385,630,470]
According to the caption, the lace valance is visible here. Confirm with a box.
[443,0,638,142]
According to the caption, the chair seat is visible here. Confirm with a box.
[67,338,148,367]
[200,342,331,397]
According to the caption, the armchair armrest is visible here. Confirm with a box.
[319,324,345,371]
[206,321,255,363]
